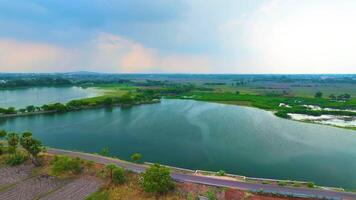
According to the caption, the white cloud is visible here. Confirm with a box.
[219,0,356,73]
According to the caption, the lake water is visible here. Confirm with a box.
[0,87,99,108]
[0,100,355,189]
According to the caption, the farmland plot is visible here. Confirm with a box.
[0,175,67,200]
[42,176,103,200]
[0,163,35,188]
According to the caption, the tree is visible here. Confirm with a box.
[20,132,44,166]
[314,91,323,98]
[105,163,117,181]
[120,93,134,105]
[5,107,16,114]
[7,133,19,153]
[100,147,110,156]
[103,97,113,106]
[131,153,142,163]
[329,94,336,100]
[26,105,36,112]
[0,130,6,155]
[235,91,240,95]
[0,130,6,139]
[112,167,125,184]
[141,164,174,194]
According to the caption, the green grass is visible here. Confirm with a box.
[177,91,356,110]
[85,190,109,200]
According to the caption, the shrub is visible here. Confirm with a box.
[112,167,125,184]
[140,164,174,194]
[293,182,301,187]
[277,181,287,186]
[274,111,291,119]
[130,153,142,163]
[307,182,315,188]
[7,133,19,153]
[5,152,27,166]
[216,170,225,176]
[85,190,109,200]
[50,156,82,176]
[99,147,109,156]
[205,190,216,200]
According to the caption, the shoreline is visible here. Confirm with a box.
[187,99,356,131]
[1,96,355,131]
[46,148,356,199]
[0,99,160,118]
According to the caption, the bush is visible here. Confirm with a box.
[50,156,82,176]
[5,152,27,166]
[216,170,225,176]
[307,182,315,188]
[274,111,291,119]
[205,190,216,200]
[112,167,125,184]
[140,164,174,194]
[85,190,109,200]
[130,153,142,163]
[277,181,287,186]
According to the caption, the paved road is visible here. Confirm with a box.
[47,148,356,200]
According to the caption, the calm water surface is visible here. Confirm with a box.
[0,87,99,108]
[1,100,355,189]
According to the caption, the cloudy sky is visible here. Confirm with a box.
[0,0,355,73]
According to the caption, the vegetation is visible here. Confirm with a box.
[112,167,125,184]
[314,91,323,98]
[0,130,6,154]
[0,129,7,138]
[105,164,117,181]
[307,182,315,188]
[277,181,287,187]
[19,132,45,166]
[50,155,82,176]
[216,170,225,176]
[7,132,19,153]
[100,147,110,156]
[85,190,109,200]
[5,151,28,166]
[140,164,175,194]
[130,153,142,163]
[205,190,216,200]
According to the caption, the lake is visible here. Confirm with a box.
[0,100,355,189]
[0,87,99,108]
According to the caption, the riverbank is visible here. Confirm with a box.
[173,92,356,130]
[0,94,160,119]
[1,146,337,200]
[46,148,356,199]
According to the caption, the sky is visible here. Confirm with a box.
[0,0,355,74]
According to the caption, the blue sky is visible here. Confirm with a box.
[0,0,355,73]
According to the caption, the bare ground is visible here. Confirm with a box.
[0,163,35,188]
[0,175,67,200]
[42,176,103,200]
